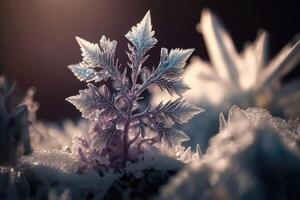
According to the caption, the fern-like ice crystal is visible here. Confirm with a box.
[66,11,203,168]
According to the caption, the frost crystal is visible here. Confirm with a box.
[150,9,300,150]
[180,9,300,109]
[66,11,202,169]
[223,105,300,144]
[152,9,300,112]
[30,120,88,152]
[160,106,300,200]
[0,76,32,166]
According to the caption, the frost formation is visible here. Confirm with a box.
[160,106,300,200]
[151,9,300,150]
[66,11,203,169]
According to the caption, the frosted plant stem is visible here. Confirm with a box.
[128,131,140,147]
[122,99,133,166]
[123,62,140,166]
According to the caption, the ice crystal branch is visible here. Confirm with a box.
[125,11,158,69]
[66,11,202,168]
[137,98,203,125]
[66,84,118,119]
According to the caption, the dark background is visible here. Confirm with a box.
[1,0,300,121]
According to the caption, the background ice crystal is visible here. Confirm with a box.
[0,76,31,166]
[151,9,300,150]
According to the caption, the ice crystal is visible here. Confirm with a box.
[223,105,300,145]
[0,76,31,166]
[151,9,300,150]
[30,120,88,152]
[194,10,300,112]
[0,77,40,199]
[153,9,300,110]
[160,106,300,200]
[20,87,39,123]
[66,11,203,169]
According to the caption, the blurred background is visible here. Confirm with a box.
[1,0,299,121]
